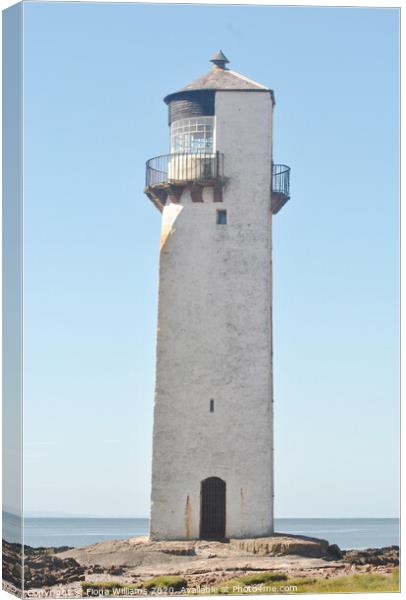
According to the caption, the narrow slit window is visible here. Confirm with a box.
[217,210,227,225]
[210,399,214,413]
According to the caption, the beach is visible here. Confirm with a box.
[2,534,399,597]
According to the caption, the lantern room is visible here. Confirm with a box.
[144,51,290,214]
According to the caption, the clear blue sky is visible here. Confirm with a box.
[21,2,399,518]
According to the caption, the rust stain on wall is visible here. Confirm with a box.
[184,494,192,539]
[240,488,244,536]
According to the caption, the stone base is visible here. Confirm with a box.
[58,533,342,571]
[229,534,337,558]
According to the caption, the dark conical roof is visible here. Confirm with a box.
[164,53,273,105]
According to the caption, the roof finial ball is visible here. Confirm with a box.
[210,50,230,70]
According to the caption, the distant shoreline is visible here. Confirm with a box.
[3,514,399,552]
[3,511,399,519]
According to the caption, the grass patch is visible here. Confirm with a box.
[142,575,187,592]
[210,572,291,595]
[210,569,399,595]
[82,570,399,596]
[290,569,399,593]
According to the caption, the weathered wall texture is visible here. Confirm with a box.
[150,91,274,540]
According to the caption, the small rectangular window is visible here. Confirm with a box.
[217,210,227,225]
[210,399,214,413]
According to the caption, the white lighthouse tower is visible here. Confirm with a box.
[145,51,290,541]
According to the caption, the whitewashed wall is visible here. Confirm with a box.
[150,90,274,540]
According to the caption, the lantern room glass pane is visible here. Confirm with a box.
[171,117,215,154]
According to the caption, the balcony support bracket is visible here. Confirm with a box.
[167,185,183,204]
[188,184,204,203]
[144,186,167,213]
[271,192,289,215]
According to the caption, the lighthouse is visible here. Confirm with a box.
[145,51,290,541]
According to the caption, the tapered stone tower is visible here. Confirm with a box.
[145,52,290,541]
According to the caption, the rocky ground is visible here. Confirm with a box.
[2,540,81,590]
[2,536,400,598]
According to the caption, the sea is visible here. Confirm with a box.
[2,513,399,551]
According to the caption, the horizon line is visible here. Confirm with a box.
[3,510,400,520]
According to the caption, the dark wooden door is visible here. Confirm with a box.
[200,477,226,539]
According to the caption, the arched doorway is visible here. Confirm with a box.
[200,477,226,539]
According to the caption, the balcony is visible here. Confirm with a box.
[144,153,290,214]
[145,152,224,211]
[271,164,291,214]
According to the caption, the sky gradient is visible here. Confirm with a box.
[21,2,399,518]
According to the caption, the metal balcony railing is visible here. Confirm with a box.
[272,164,290,199]
[145,152,223,188]
[145,155,290,210]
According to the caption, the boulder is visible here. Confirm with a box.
[328,544,343,560]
